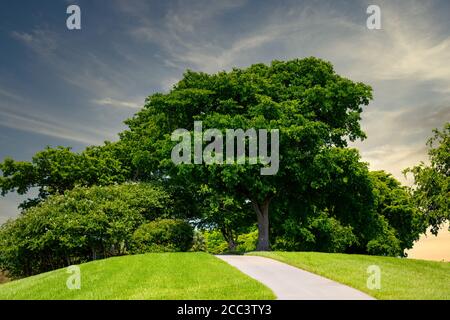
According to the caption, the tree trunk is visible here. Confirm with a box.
[252,198,271,251]
[228,239,237,252]
[220,227,237,252]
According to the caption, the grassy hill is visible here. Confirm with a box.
[0,252,274,300]
[1,251,448,300]
[250,252,450,300]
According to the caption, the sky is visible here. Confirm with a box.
[0,0,449,232]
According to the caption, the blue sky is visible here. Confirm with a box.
[1,0,450,223]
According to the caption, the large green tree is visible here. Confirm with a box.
[120,57,373,250]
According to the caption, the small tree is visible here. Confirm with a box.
[369,171,424,253]
[404,123,450,235]
[0,144,128,209]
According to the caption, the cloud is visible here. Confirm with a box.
[0,109,109,145]
[355,142,428,184]
[7,28,143,145]
[164,0,248,33]
[4,0,450,187]
[0,87,25,102]
[11,29,58,57]
[350,102,449,183]
[10,26,146,110]
[169,31,280,73]
[336,4,450,84]
[140,0,450,88]
[120,0,259,72]
[93,98,142,109]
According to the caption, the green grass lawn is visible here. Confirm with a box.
[249,251,450,300]
[0,252,275,300]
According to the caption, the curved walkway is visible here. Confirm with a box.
[217,255,375,300]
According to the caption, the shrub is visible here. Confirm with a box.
[366,217,403,256]
[236,230,258,252]
[131,219,194,253]
[191,230,207,252]
[202,229,258,254]
[0,183,172,277]
[203,230,229,254]
[273,211,357,252]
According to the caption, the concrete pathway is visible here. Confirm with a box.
[217,255,375,300]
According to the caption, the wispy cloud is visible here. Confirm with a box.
[11,29,58,57]
[93,98,141,109]
[332,2,450,85]
[120,0,257,72]
[0,87,25,102]
[3,0,450,186]
[354,142,428,185]
[124,0,450,88]
[7,27,141,145]
[10,26,145,109]
[0,108,112,145]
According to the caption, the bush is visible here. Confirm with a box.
[366,217,403,256]
[191,230,206,252]
[202,229,258,254]
[236,230,258,252]
[131,219,194,253]
[273,211,357,253]
[203,230,229,254]
[0,183,173,277]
